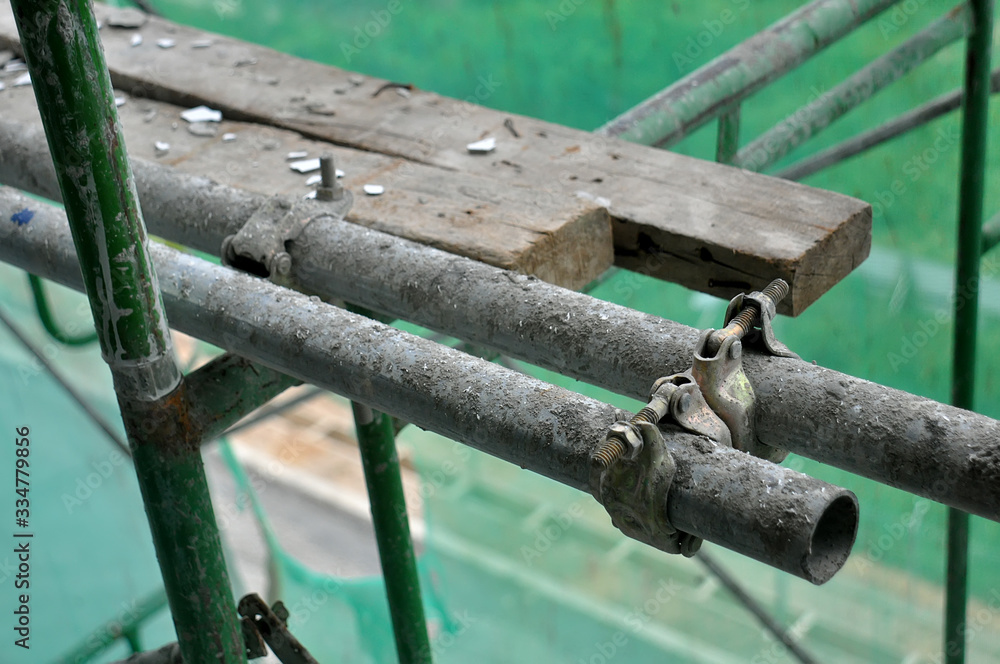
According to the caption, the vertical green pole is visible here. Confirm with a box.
[946,2,993,663]
[9,2,246,662]
[352,403,432,664]
[716,105,741,164]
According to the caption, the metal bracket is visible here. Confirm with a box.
[597,418,702,557]
[592,280,797,554]
[221,187,352,286]
[723,290,798,359]
[691,330,787,463]
[238,593,320,664]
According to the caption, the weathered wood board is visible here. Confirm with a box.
[0,65,610,290]
[0,4,872,313]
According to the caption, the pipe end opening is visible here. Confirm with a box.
[802,493,859,585]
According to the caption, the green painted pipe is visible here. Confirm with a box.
[352,403,432,664]
[598,0,897,146]
[8,1,246,662]
[946,1,994,663]
[735,4,971,172]
[56,590,168,664]
[27,273,98,346]
[185,352,302,442]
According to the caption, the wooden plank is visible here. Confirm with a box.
[0,63,610,291]
[0,5,872,313]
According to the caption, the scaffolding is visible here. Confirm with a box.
[0,0,996,663]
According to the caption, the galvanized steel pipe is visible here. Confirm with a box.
[2,147,1000,521]
[0,187,858,584]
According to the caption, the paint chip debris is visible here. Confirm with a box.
[12,73,31,87]
[575,190,612,208]
[286,150,309,160]
[466,137,496,154]
[10,208,34,226]
[180,105,223,123]
[130,33,143,47]
[363,184,385,196]
[305,174,322,186]
[289,158,321,173]
[154,141,170,154]
[115,96,126,107]
[191,39,214,49]
[4,59,27,73]
[0,82,5,93]
[156,38,177,49]
[222,133,237,142]
[395,87,411,98]
[303,190,317,199]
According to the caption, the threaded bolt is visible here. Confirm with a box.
[592,437,628,470]
[705,279,788,357]
[316,153,343,201]
[593,397,669,470]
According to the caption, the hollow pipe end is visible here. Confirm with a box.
[801,492,859,585]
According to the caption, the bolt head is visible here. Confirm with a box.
[607,421,643,456]
[729,340,742,359]
[676,392,692,414]
[272,252,292,277]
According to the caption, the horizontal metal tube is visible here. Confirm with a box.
[596,0,897,146]
[733,4,970,172]
[3,150,1000,521]
[0,187,857,582]
[776,68,1000,182]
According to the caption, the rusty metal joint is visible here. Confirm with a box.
[720,285,798,359]
[221,185,353,286]
[593,378,712,558]
[238,593,320,664]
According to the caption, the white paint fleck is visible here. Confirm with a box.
[222,132,237,142]
[12,72,31,87]
[115,96,126,107]
[305,174,322,186]
[180,105,222,123]
[130,33,143,47]
[575,190,611,208]
[286,150,309,160]
[154,141,170,154]
[466,137,496,154]
[191,39,214,49]
[156,38,176,49]
[363,184,385,196]
[289,158,320,173]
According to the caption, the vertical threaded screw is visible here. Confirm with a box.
[316,153,343,201]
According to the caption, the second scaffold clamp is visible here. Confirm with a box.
[593,279,796,556]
